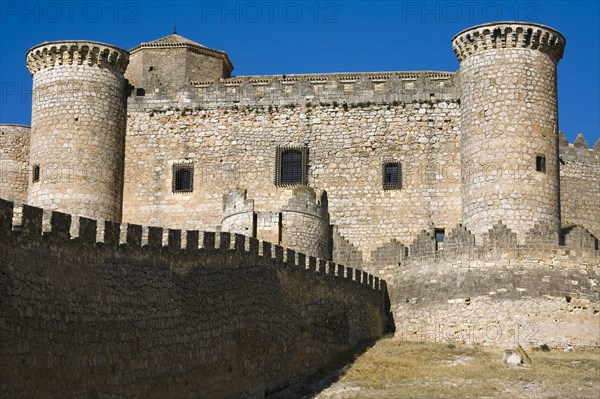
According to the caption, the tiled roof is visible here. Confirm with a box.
[130,33,233,70]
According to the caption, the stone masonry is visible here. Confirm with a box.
[0,21,598,392]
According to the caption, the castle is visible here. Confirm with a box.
[1,21,599,398]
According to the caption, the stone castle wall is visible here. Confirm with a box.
[0,198,388,398]
[26,41,129,221]
[391,223,599,348]
[559,134,600,239]
[122,99,463,268]
[0,124,30,203]
[454,23,565,242]
[128,71,458,110]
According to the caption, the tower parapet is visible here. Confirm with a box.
[454,22,566,242]
[26,41,128,75]
[26,41,129,221]
[452,22,565,63]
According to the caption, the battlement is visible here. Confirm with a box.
[559,132,600,156]
[452,21,566,63]
[399,221,600,265]
[128,70,459,109]
[26,41,129,76]
[0,198,383,292]
[283,185,329,221]
[0,196,388,397]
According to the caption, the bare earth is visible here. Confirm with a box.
[307,337,600,399]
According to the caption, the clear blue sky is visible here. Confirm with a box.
[1,0,598,146]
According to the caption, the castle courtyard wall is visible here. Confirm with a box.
[0,199,387,398]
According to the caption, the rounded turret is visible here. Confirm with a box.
[26,41,129,221]
[453,22,566,241]
[282,186,330,259]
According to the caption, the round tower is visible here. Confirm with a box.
[452,22,566,241]
[26,41,129,221]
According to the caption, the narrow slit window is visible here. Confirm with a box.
[172,164,194,193]
[32,165,40,183]
[536,155,546,173]
[435,228,445,250]
[275,146,307,186]
[382,161,401,190]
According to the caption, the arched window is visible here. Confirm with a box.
[172,164,194,193]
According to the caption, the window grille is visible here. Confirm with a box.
[172,163,194,193]
[382,161,401,190]
[536,155,546,173]
[275,145,308,186]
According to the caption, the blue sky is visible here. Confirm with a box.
[1,0,598,146]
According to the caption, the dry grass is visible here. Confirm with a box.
[314,337,600,399]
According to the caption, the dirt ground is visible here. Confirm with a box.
[270,337,600,398]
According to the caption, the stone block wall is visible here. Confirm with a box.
[0,124,30,203]
[26,41,129,221]
[454,23,565,242]
[221,187,255,235]
[281,186,330,260]
[559,133,600,239]
[392,222,600,349]
[0,198,388,398]
[122,99,462,265]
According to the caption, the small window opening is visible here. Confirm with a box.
[536,155,546,173]
[275,146,307,186]
[172,164,194,193]
[382,161,402,190]
[435,228,445,250]
[148,66,154,72]
[136,88,145,96]
[32,165,40,183]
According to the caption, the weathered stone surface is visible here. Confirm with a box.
[0,200,387,398]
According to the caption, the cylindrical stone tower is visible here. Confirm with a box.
[26,41,129,221]
[453,22,566,241]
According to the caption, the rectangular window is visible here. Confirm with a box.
[172,163,194,193]
[382,161,401,190]
[32,165,40,183]
[275,145,307,186]
[435,228,445,250]
[536,155,546,173]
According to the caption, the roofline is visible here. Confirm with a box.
[129,40,233,71]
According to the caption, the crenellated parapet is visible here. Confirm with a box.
[26,41,129,76]
[0,197,389,397]
[391,220,599,348]
[0,197,384,292]
[128,70,459,109]
[452,21,566,63]
[398,221,599,265]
